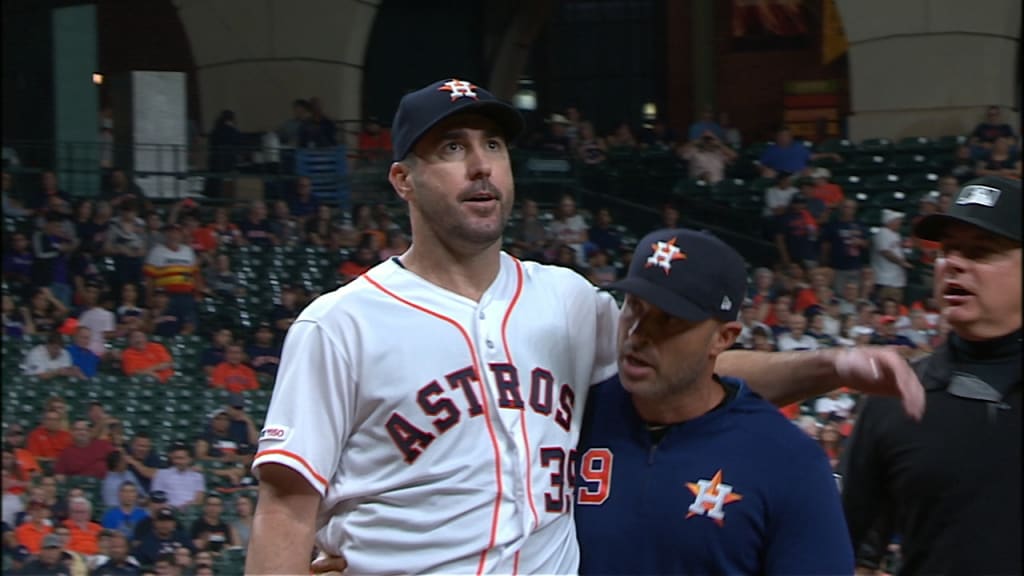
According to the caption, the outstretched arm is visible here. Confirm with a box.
[718,346,924,420]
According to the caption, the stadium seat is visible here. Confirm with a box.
[862,173,902,191]
[895,136,933,153]
[859,137,893,154]
[849,154,891,175]
[889,153,937,174]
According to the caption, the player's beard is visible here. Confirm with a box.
[417,180,513,249]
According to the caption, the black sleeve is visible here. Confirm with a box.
[840,397,889,556]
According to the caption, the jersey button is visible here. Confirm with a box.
[486,339,495,349]
[479,311,486,320]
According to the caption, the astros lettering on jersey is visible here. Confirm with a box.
[253,253,618,574]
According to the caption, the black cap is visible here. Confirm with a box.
[13,545,30,561]
[606,229,747,323]
[149,490,168,504]
[391,78,524,161]
[156,508,176,521]
[914,176,1021,242]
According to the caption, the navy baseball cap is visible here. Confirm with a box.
[914,176,1021,242]
[391,78,524,161]
[606,229,747,323]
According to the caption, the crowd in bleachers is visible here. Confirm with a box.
[1,98,1019,574]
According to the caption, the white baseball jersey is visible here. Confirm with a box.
[253,253,619,575]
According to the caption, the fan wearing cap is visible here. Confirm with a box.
[133,507,193,566]
[870,208,913,303]
[843,176,1022,574]
[142,222,200,334]
[17,533,71,575]
[261,79,921,576]
[575,229,853,575]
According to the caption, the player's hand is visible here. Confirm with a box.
[310,551,348,575]
[835,346,925,420]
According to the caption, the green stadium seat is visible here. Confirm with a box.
[889,153,937,174]
[815,138,855,157]
[849,154,891,175]
[895,136,933,153]
[859,137,893,153]
[862,173,902,191]
[902,172,941,190]
[932,134,967,151]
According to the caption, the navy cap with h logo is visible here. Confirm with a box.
[390,78,524,162]
[606,228,748,323]
[914,176,1021,242]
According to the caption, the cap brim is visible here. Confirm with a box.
[398,101,523,161]
[604,276,710,323]
[913,212,1020,242]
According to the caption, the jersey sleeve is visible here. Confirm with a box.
[251,318,356,497]
[764,448,854,574]
[590,289,620,385]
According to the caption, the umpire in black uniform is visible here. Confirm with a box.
[841,175,1021,575]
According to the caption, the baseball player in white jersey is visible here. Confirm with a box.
[247,79,925,575]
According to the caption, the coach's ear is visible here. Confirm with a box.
[389,161,414,202]
[711,321,742,358]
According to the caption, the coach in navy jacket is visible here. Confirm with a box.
[575,228,853,575]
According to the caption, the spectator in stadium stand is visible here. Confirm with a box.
[818,422,844,470]
[92,531,141,576]
[173,545,195,575]
[4,424,41,485]
[765,293,794,335]
[28,170,71,213]
[288,176,320,225]
[337,240,379,284]
[103,169,146,209]
[237,200,277,247]
[975,135,1021,179]
[115,283,147,338]
[54,420,113,480]
[356,116,392,163]
[677,128,736,184]
[776,313,819,351]
[32,212,77,306]
[537,113,573,156]
[352,203,385,247]
[3,232,34,292]
[230,494,254,549]
[246,322,281,382]
[270,285,302,340]
[378,229,411,261]
[912,195,942,268]
[869,315,919,358]
[3,293,33,338]
[75,284,116,358]
[762,171,799,218]
[967,105,1017,153]
[75,200,113,255]
[509,198,548,260]
[758,127,839,178]
[821,198,869,294]
[587,207,623,255]
[639,117,677,152]
[105,202,147,296]
[658,201,682,229]
[277,99,311,147]
[2,170,31,217]
[871,209,912,303]
[206,110,242,198]
[150,444,205,510]
[67,326,100,379]
[774,194,820,270]
[223,393,259,448]
[606,121,638,151]
[15,499,54,554]
[808,311,839,347]
[129,490,167,545]
[303,204,337,247]
[195,408,248,465]
[204,206,243,249]
[718,111,743,149]
[26,286,67,341]
[736,299,770,349]
[199,328,232,377]
[62,496,103,556]
[585,248,617,285]
[268,200,302,247]
[121,330,174,383]
[575,121,608,166]
[687,106,725,142]
[189,493,239,555]
[209,344,259,394]
[143,223,200,334]
[133,508,194,566]
[945,143,978,182]
[793,268,829,313]
[22,331,77,379]
[148,288,182,338]
[150,552,183,576]
[302,96,338,148]
[814,388,855,421]
[202,253,244,300]
[102,456,147,512]
[808,167,844,208]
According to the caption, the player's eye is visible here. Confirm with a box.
[487,138,504,150]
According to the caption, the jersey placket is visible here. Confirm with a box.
[472,297,534,557]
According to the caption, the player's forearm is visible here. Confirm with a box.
[246,501,318,574]
[718,349,840,407]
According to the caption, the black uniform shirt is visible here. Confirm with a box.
[842,329,1022,575]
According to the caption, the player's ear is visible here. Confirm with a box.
[389,161,414,202]
[711,321,742,356]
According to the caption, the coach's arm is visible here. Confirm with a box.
[246,463,321,575]
[718,346,924,420]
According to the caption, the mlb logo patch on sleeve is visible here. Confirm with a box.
[260,425,291,442]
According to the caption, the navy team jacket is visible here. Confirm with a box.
[575,375,853,575]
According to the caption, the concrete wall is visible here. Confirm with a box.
[839,0,1020,140]
[175,0,380,138]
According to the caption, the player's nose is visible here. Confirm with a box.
[464,143,493,180]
